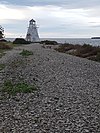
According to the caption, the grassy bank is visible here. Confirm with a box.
[0,42,13,58]
[54,43,100,62]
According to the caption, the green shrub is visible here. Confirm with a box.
[13,38,31,44]
[0,64,5,70]
[0,42,12,49]
[55,43,75,53]
[55,45,66,52]
[0,25,4,39]
[20,49,33,56]
[0,50,6,58]
[2,81,37,95]
[80,44,94,54]
[77,45,100,58]
[55,43,100,62]
[95,52,100,62]
[40,40,58,45]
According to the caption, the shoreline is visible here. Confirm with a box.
[5,37,100,46]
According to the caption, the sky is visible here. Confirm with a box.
[0,0,100,38]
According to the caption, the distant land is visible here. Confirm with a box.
[91,37,100,39]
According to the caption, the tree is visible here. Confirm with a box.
[0,25,4,39]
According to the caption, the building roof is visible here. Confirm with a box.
[30,19,36,22]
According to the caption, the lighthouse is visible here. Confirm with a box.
[26,19,39,42]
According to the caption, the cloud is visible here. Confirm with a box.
[0,4,26,20]
[0,1,100,38]
[5,31,25,38]
[1,0,100,9]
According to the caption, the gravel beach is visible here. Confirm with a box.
[0,43,100,133]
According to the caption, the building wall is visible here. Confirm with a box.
[26,22,39,42]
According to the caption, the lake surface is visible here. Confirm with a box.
[6,38,100,46]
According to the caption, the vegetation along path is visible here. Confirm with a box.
[0,43,100,132]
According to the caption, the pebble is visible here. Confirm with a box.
[0,43,100,132]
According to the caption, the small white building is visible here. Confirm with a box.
[26,19,39,42]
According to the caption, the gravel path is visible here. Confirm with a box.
[0,43,100,133]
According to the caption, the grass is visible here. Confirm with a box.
[2,81,37,95]
[93,52,100,62]
[10,60,25,69]
[20,49,33,56]
[55,43,100,62]
[0,50,6,58]
[0,64,5,70]
[0,42,12,49]
[0,42,13,58]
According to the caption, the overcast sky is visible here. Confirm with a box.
[0,0,100,38]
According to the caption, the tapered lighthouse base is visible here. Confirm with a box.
[26,19,39,42]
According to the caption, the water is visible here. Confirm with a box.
[6,38,15,42]
[6,38,100,46]
[41,38,100,46]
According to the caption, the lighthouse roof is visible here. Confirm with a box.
[30,19,36,22]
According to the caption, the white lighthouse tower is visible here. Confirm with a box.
[26,19,39,42]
